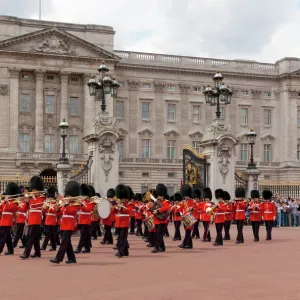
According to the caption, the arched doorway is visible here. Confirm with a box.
[40,168,57,188]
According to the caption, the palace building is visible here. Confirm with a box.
[0,16,300,194]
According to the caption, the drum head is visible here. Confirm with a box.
[97,199,111,219]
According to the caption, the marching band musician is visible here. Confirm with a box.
[163,194,170,238]
[223,191,233,240]
[248,190,262,242]
[213,189,226,246]
[90,186,101,240]
[191,189,201,239]
[261,190,276,240]
[128,186,136,235]
[49,181,81,264]
[41,186,58,251]
[234,187,247,244]
[140,196,148,240]
[0,182,20,255]
[151,184,170,253]
[200,187,213,242]
[134,193,143,237]
[179,184,195,249]
[144,191,157,247]
[101,188,115,245]
[20,176,46,259]
[170,192,182,241]
[75,184,95,254]
[114,184,131,257]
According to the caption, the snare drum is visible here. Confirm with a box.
[182,213,196,228]
[145,215,155,230]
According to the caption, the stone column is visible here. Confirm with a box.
[56,162,71,196]
[8,68,20,152]
[60,72,70,122]
[34,70,45,153]
[245,169,260,197]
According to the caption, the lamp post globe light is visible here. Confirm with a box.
[203,72,233,119]
[59,118,69,163]
[87,61,120,112]
[247,129,257,169]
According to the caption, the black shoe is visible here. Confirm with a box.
[184,246,193,249]
[213,242,220,246]
[151,248,159,253]
[92,237,97,240]
[49,258,60,264]
[113,246,118,250]
[115,252,123,257]
[254,239,258,242]
[178,244,185,248]
[100,241,106,245]
[49,248,56,251]
[172,238,177,241]
[106,242,113,245]
[30,253,41,258]
[19,245,25,249]
[147,244,154,247]
[195,237,200,239]
[158,248,165,252]
[20,254,29,259]
[74,249,81,254]
[235,241,241,244]
[82,249,90,253]
[40,247,46,251]
[266,237,271,241]
[5,252,14,255]
[65,259,76,264]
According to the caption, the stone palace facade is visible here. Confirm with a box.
[0,16,300,194]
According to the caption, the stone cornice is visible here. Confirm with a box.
[8,67,20,78]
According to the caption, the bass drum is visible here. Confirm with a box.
[97,198,111,219]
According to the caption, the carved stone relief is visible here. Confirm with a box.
[33,35,75,54]
[217,140,234,184]
[179,84,190,94]
[0,84,8,95]
[98,137,116,182]
[127,80,140,91]
[251,89,262,98]
[288,89,300,98]
[154,82,165,93]
[164,130,179,139]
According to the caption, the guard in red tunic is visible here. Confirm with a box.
[134,194,143,236]
[200,187,213,242]
[261,190,276,240]
[20,176,46,259]
[213,189,226,246]
[223,191,233,240]
[170,192,182,241]
[41,186,58,251]
[0,183,20,255]
[192,189,201,239]
[179,184,195,249]
[151,184,170,253]
[50,181,81,264]
[128,186,136,235]
[114,184,131,257]
[248,190,262,242]
[101,188,115,245]
[90,187,101,240]
[75,184,95,254]
[234,187,246,244]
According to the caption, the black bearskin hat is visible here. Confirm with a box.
[107,188,115,198]
[115,184,130,200]
[47,186,57,199]
[30,176,44,191]
[203,187,212,200]
[96,193,101,197]
[135,193,142,201]
[165,194,170,200]
[181,184,192,198]
[5,182,21,196]
[170,195,174,202]
[155,184,167,198]
[127,186,134,200]
[215,189,224,199]
[174,192,183,202]
[64,181,80,197]
[223,191,231,201]
[192,189,201,199]
[235,187,246,198]
[262,190,272,200]
[88,185,96,197]
[250,190,260,199]
[80,184,92,197]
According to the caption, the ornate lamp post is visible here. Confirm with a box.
[247,129,257,169]
[203,72,233,118]
[87,61,120,112]
[59,118,69,163]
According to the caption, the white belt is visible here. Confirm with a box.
[236,210,244,212]
[264,211,273,214]
[225,212,232,214]
[46,213,56,217]
[79,212,91,215]
[62,215,75,219]
[251,211,260,213]
[116,214,129,217]
[17,212,27,216]
[2,212,13,215]
[215,213,225,215]
[29,210,42,213]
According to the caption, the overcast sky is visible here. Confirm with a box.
[0,0,299,63]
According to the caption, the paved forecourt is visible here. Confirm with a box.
[1,226,299,300]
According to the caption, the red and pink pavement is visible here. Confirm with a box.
[0,226,299,300]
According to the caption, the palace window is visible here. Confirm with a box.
[141,139,150,158]
[70,76,79,82]
[240,143,248,161]
[20,94,30,112]
[167,104,176,121]
[263,144,272,162]
[44,135,55,153]
[119,140,124,158]
[192,141,201,153]
[45,95,55,114]
[19,133,30,152]
[115,101,124,119]
[141,83,151,89]
[141,102,150,120]
[264,92,271,97]
[46,75,54,81]
[192,105,201,122]
[263,109,272,126]
[192,87,201,92]
[69,135,79,154]
[241,108,248,125]
[167,140,176,159]
[69,97,79,116]
[167,84,177,91]
[241,90,249,96]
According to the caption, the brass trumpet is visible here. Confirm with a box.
[58,196,85,207]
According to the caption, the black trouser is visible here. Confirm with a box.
[236,220,244,243]
[115,227,120,236]
[56,230,76,262]
[54,226,60,245]
[192,220,200,238]
[202,221,211,241]
[103,225,113,244]
[182,228,193,247]
[174,221,182,240]
[136,219,143,236]
[0,226,13,253]
[265,220,273,239]
[143,223,149,238]
[12,223,26,248]
[91,221,99,239]
[118,227,129,255]
[148,231,156,246]
[130,217,135,233]
[215,223,224,245]
[76,224,91,251]
[224,221,231,240]
[164,224,169,237]
[154,224,166,250]
[251,221,260,241]
[42,226,57,250]
[23,225,41,257]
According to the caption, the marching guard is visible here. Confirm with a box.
[234,187,247,244]
[192,189,201,239]
[101,189,115,245]
[261,190,276,240]
[213,189,226,246]
[201,187,213,242]
[223,191,233,240]
[171,192,182,241]
[248,190,261,242]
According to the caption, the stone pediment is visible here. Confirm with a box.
[138,129,154,138]
[164,130,179,138]
[0,27,120,61]
[189,131,203,140]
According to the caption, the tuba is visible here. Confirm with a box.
[148,191,169,220]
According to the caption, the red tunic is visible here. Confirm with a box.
[102,207,115,226]
[114,201,131,228]
[16,201,28,224]
[44,200,58,226]
[170,203,182,221]
[27,195,46,225]
[135,203,143,220]
[248,201,262,222]
[200,201,214,222]
[214,202,227,223]
[60,204,80,231]
[78,199,96,225]
[153,200,170,225]
[129,201,138,217]
[0,200,18,227]
[192,200,201,220]
[224,203,234,221]
[261,201,277,221]
[234,201,246,220]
